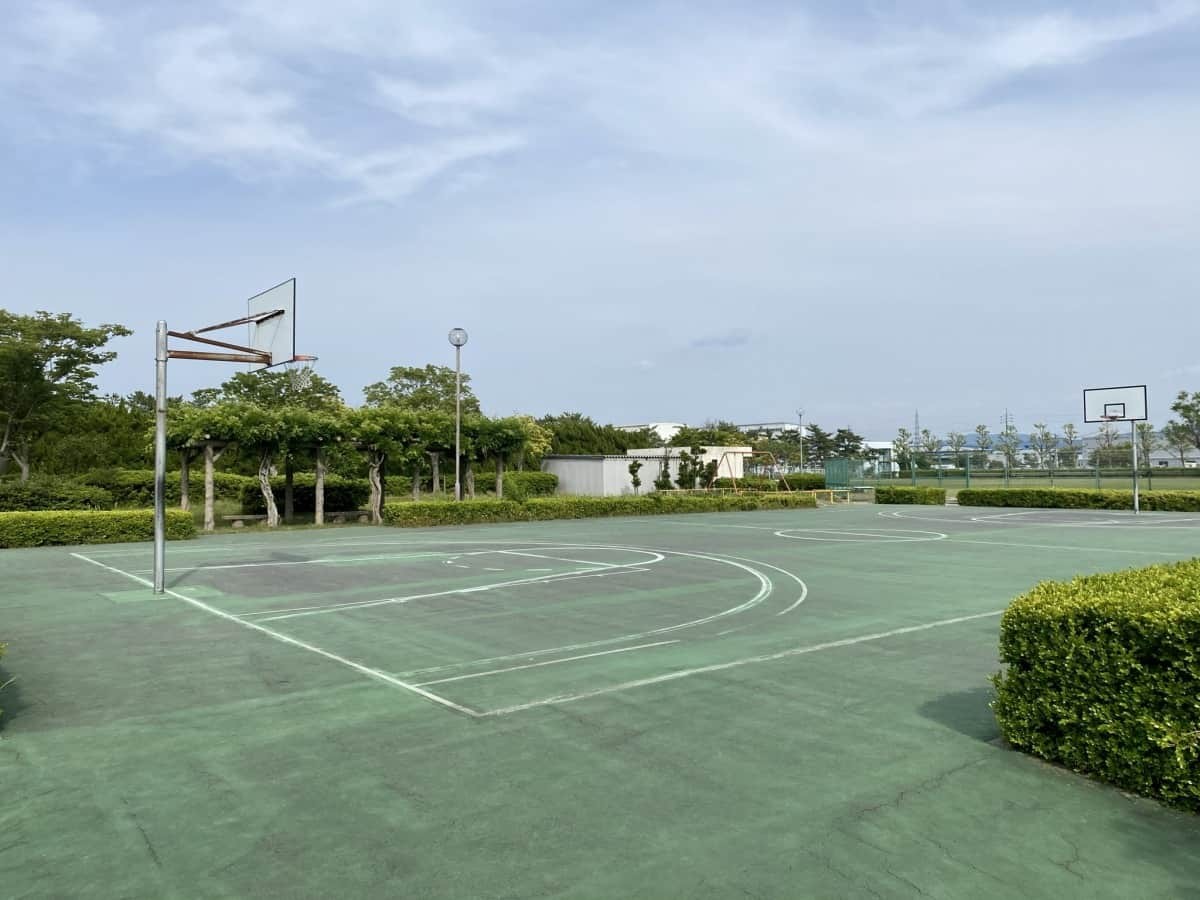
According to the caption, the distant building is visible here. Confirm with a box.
[542,446,752,496]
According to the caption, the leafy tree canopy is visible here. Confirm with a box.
[363,364,480,415]
[191,367,343,412]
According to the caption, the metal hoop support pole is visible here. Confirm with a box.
[1130,420,1140,515]
[153,321,168,593]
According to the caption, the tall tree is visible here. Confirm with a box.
[1060,424,1081,468]
[1168,390,1200,451]
[833,427,865,458]
[946,431,967,467]
[0,310,130,480]
[191,367,342,412]
[1163,421,1195,466]
[997,424,1022,469]
[805,424,836,467]
[363,364,479,414]
[973,425,993,467]
[1135,423,1159,471]
[919,429,939,462]
[669,421,747,447]
[892,427,913,470]
[1029,423,1057,470]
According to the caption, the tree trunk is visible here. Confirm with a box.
[367,451,385,524]
[496,457,505,499]
[465,460,475,499]
[203,443,225,532]
[259,450,280,527]
[314,447,326,526]
[429,452,441,494]
[180,451,191,512]
[411,460,421,500]
[284,459,294,523]
[14,451,30,483]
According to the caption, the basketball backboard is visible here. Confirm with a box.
[1083,385,1147,423]
[247,278,297,369]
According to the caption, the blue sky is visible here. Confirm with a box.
[3,0,1199,438]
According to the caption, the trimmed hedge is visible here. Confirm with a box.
[382,491,816,528]
[0,509,196,548]
[241,473,371,515]
[958,487,1200,511]
[0,479,113,511]
[79,469,254,506]
[993,559,1200,811]
[713,474,826,491]
[875,485,946,505]
[466,471,559,499]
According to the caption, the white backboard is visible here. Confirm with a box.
[247,279,296,369]
[1083,384,1147,423]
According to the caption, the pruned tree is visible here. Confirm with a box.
[1135,423,1159,472]
[1060,424,1081,468]
[1029,423,1058,470]
[0,310,130,480]
[920,429,939,464]
[628,459,643,495]
[973,425,992,467]
[997,424,1022,470]
[892,428,913,471]
[946,431,967,467]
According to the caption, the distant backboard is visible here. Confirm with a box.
[247,279,296,369]
[1083,384,1147,423]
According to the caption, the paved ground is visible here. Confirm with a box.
[2,504,1199,898]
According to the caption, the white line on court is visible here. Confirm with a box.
[945,538,1176,555]
[254,556,662,623]
[479,610,1004,717]
[773,528,947,543]
[130,551,450,575]
[70,552,482,718]
[414,640,680,686]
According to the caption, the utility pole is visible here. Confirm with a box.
[912,410,920,485]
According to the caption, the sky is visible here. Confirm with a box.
[3,0,1199,439]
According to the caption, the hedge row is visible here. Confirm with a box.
[475,471,559,500]
[874,485,947,505]
[0,509,196,548]
[79,469,254,506]
[241,473,372,514]
[382,491,816,528]
[0,478,114,511]
[958,488,1200,511]
[993,559,1200,811]
[713,474,826,491]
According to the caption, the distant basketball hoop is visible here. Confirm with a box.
[1083,384,1148,514]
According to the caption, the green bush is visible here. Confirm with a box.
[240,473,371,514]
[874,485,946,505]
[957,488,1200,511]
[0,509,196,548]
[381,491,816,528]
[79,468,253,506]
[992,559,1200,811]
[0,478,113,511]
[499,471,558,501]
[713,474,826,491]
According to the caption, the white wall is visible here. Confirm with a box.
[541,457,606,496]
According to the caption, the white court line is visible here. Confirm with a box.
[480,610,1004,717]
[70,553,481,718]
[255,558,657,623]
[415,640,680,686]
[773,528,947,543]
[396,546,782,678]
[131,551,449,574]
[946,538,1176,555]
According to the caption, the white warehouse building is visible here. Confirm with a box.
[542,446,752,497]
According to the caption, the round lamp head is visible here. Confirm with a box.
[448,327,469,348]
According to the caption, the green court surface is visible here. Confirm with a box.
[2,505,1199,898]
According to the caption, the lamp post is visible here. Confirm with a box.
[796,408,804,474]
[448,327,469,501]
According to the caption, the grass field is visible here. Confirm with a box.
[2,505,1199,897]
